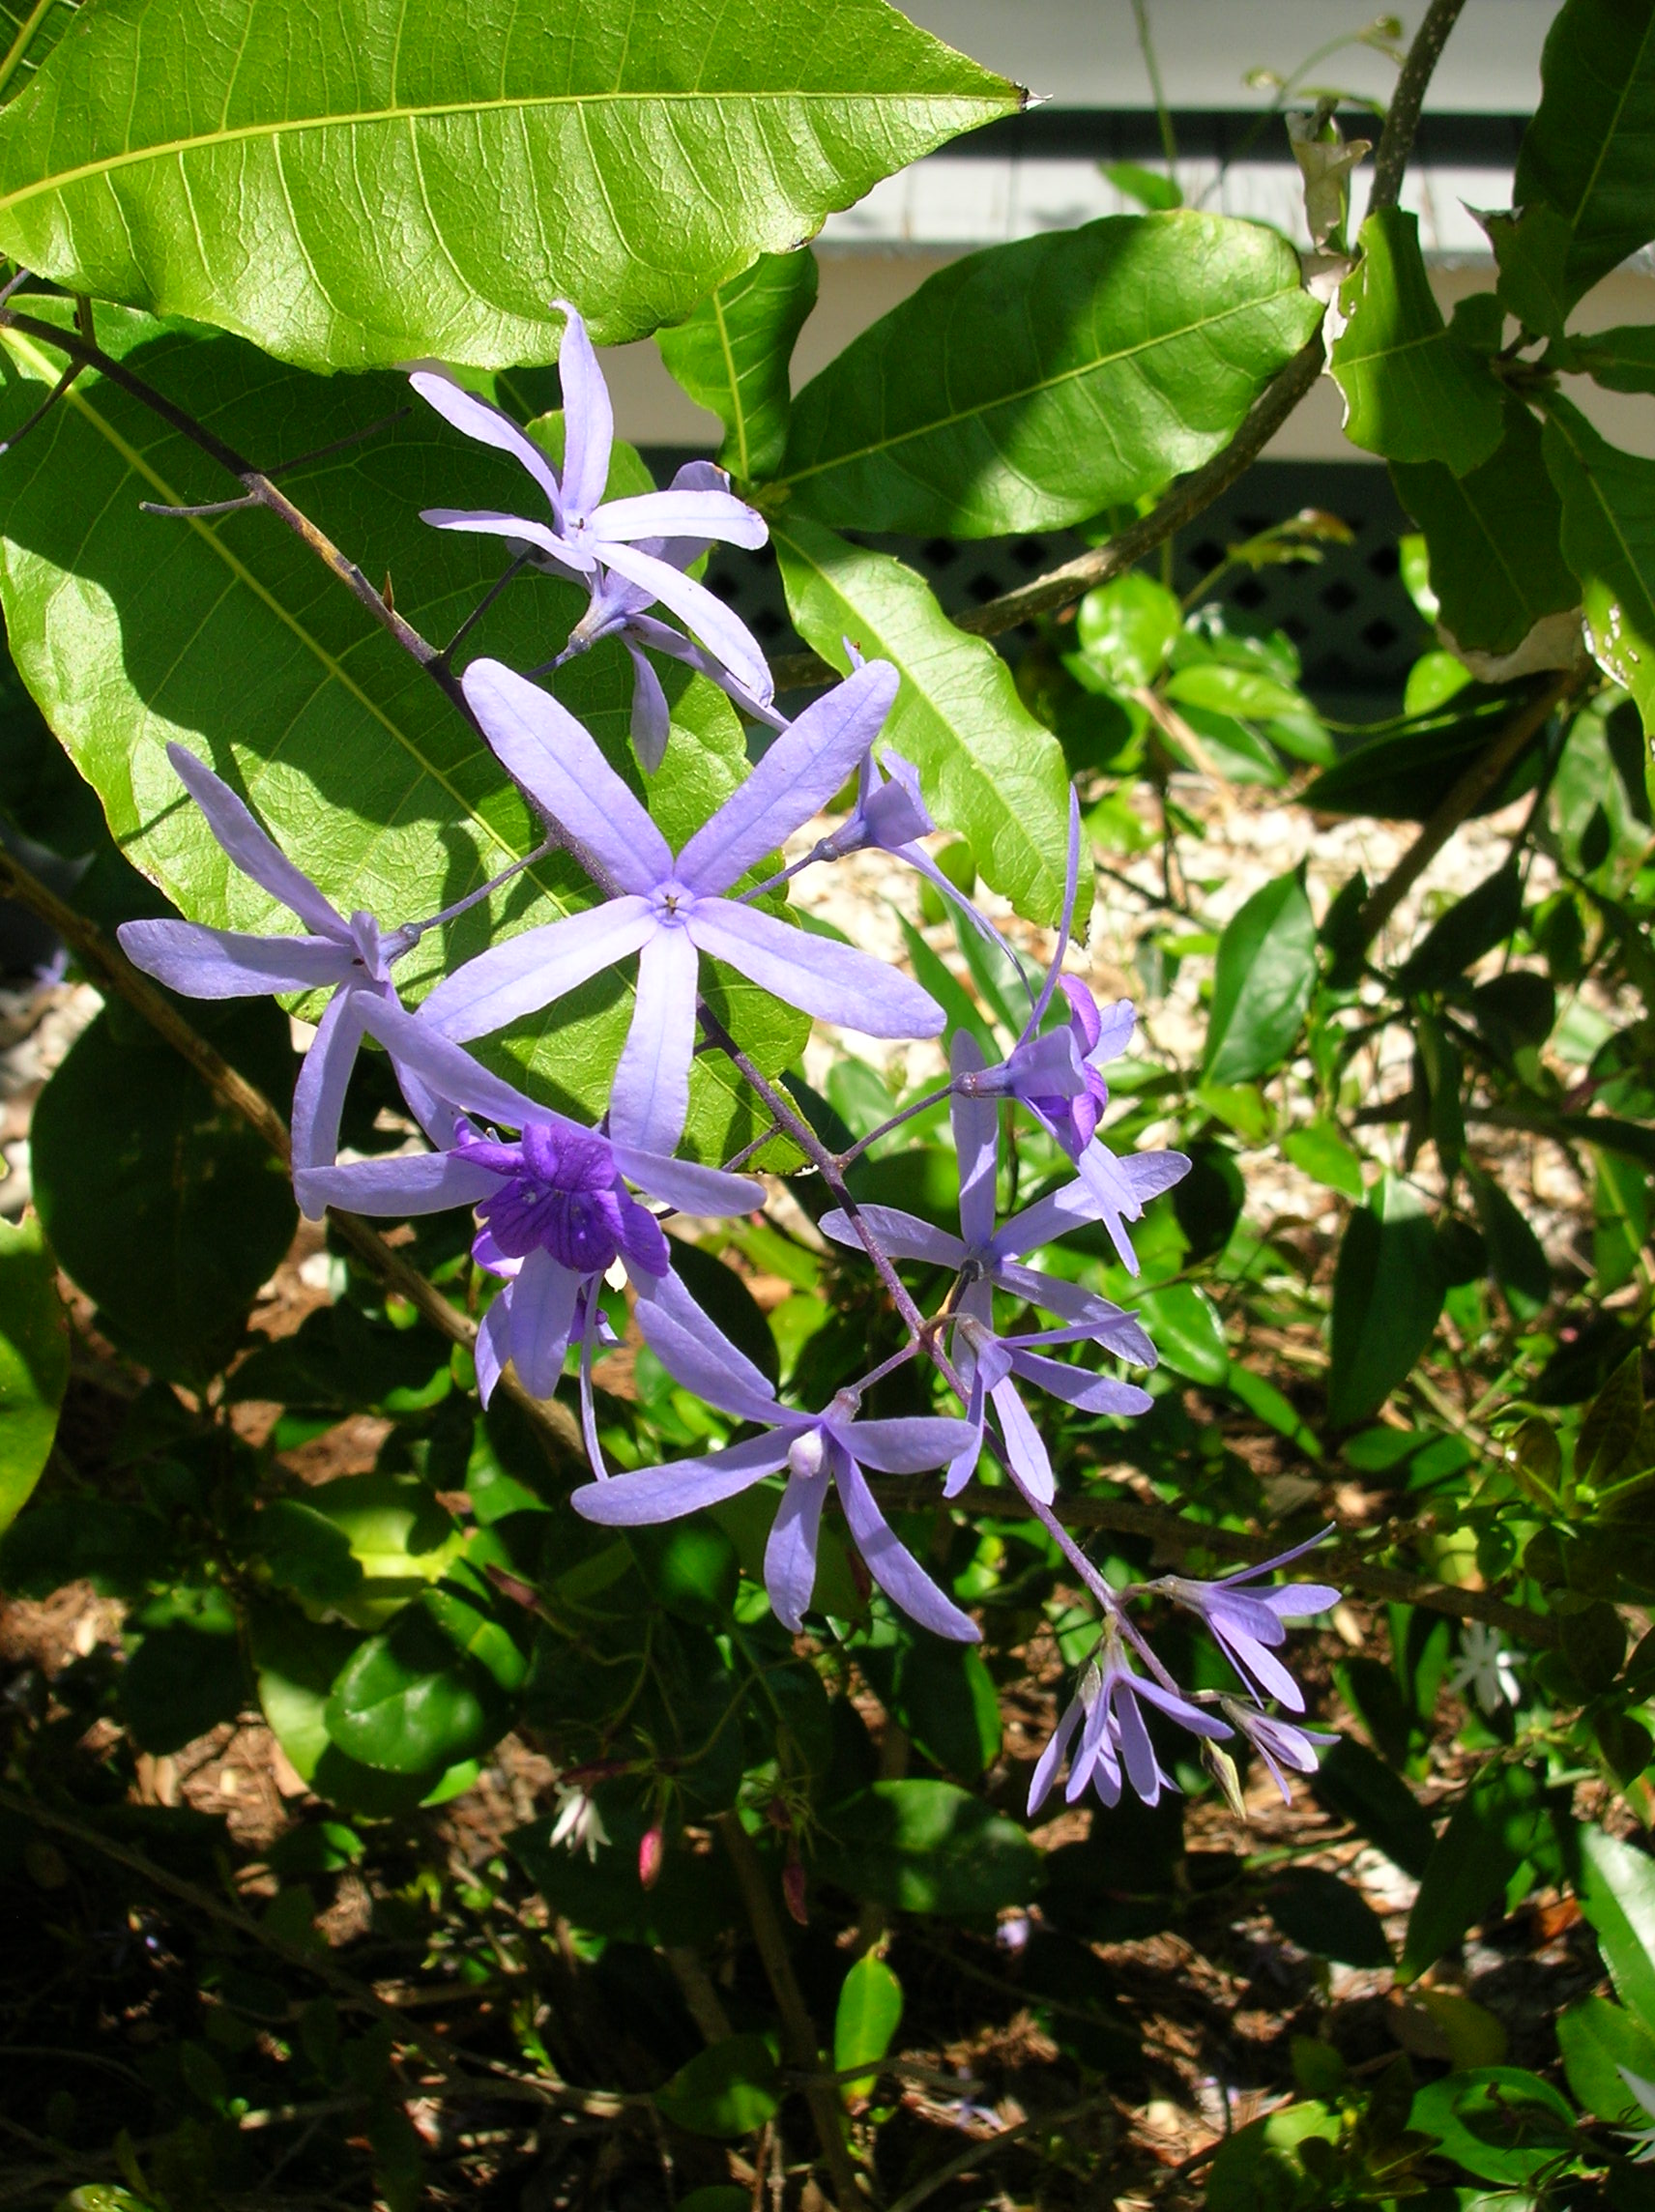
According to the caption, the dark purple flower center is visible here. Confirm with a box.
[461,1123,665,1277]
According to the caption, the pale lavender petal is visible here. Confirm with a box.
[627,611,782,722]
[475,1294,508,1408]
[460,657,670,894]
[990,1378,1055,1502]
[1111,1687,1167,1804]
[295,1145,499,1223]
[634,1268,780,1425]
[1260,1583,1341,1619]
[593,488,768,547]
[942,1368,984,1498]
[595,540,772,700]
[818,1206,966,1268]
[609,923,698,1156]
[950,1033,999,1250]
[991,1265,1157,1366]
[408,367,565,514]
[834,1451,979,1643]
[625,640,673,775]
[1205,1590,1289,1645]
[421,509,592,575]
[571,1431,790,1524]
[1020,789,1082,1038]
[579,1294,606,1478]
[291,989,364,1181]
[1066,1693,1114,1803]
[1132,1675,1234,1738]
[765,1470,828,1631]
[1028,1696,1085,1816]
[688,900,942,1038]
[846,1416,977,1474]
[1218,1528,1337,1584]
[118,918,354,998]
[553,302,614,521]
[678,661,897,894]
[1005,1348,1153,1419]
[611,1145,757,1219]
[349,995,572,1133]
[1124,1150,1193,1201]
[419,897,656,1043]
[991,1179,1106,1258]
[1060,975,1103,1056]
[1215,1624,1305,1712]
[162,743,348,939]
[1088,998,1138,1067]
[509,1248,581,1398]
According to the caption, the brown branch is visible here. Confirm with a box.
[717,1812,865,2210]
[1353,671,1578,952]
[0,842,582,1467]
[1367,0,1471,215]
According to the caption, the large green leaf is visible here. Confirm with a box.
[0,1210,67,1536]
[0,0,1018,371]
[324,1591,518,1773]
[1569,323,1655,393]
[834,1954,903,2105]
[813,1779,1038,1913]
[657,249,818,481]
[655,2035,780,2139]
[1515,0,1655,313]
[1391,397,1580,657]
[772,212,1321,536]
[0,0,78,108]
[1328,1176,1445,1429]
[773,515,1076,927]
[251,1602,455,1815]
[0,305,802,1159]
[1543,397,1655,734]
[1401,1763,1551,1980]
[31,1000,297,1382]
[1330,211,1504,476]
[1558,1996,1655,2121]
[1579,1824,1655,2026]
[1201,868,1317,1087]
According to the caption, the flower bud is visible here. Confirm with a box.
[638,1824,664,1890]
[1201,1737,1248,1822]
[782,1860,809,1926]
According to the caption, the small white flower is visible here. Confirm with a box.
[548,1785,609,1862]
[1447,1622,1523,1716]
[1618,2068,1655,2161]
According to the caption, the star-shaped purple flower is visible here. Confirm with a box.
[117,742,446,1173]
[571,1272,978,1642]
[1153,1535,1340,1713]
[419,656,944,1157]
[411,303,772,718]
[294,998,755,1442]
[1028,1624,1233,1815]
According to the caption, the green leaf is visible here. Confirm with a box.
[1102,159,1182,211]
[0,0,78,109]
[813,1779,1038,1914]
[772,514,1077,926]
[324,1594,516,1774]
[657,250,818,481]
[1164,663,1305,720]
[1408,2068,1576,2187]
[1268,1868,1392,1968]
[1202,869,1317,1087]
[252,1609,440,1813]
[1135,1282,1228,1386]
[1330,210,1504,475]
[1558,1996,1655,2121]
[833,1954,903,2105]
[1485,201,1576,340]
[124,1616,248,1755]
[1515,0,1655,313]
[1328,1176,1445,1429]
[1311,1736,1435,1877]
[1391,397,1580,658]
[0,306,800,1159]
[772,213,1321,536]
[1075,572,1181,690]
[1466,1167,1552,1309]
[1283,1119,1365,1201]
[1569,323,1655,394]
[894,1640,1002,1782]
[1395,861,1523,993]
[1402,1764,1551,1980]
[655,2034,779,2139]
[301,1471,463,1629]
[1206,2105,1341,2212]
[0,0,1017,370]
[1544,398,1655,734]
[1582,1354,1645,1486]
[0,1210,66,1535]
[1301,688,1548,821]
[31,1001,296,1383]
[1562,1598,1627,1694]
[1580,1823,1655,2024]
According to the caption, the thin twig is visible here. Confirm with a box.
[1367,0,1470,214]
[717,1812,865,2210]
[1353,672,1579,951]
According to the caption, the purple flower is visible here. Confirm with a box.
[117,742,446,1172]
[1222,1702,1339,1804]
[419,656,944,1157]
[1153,1534,1340,1713]
[571,1272,978,1642]
[411,303,772,715]
[950,806,1186,1273]
[293,999,755,1441]
[813,746,934,861]
[1028,1625,1232,1815]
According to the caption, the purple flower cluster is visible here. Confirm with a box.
[113,298,1337,1824]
